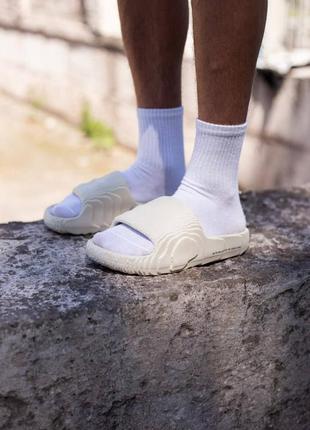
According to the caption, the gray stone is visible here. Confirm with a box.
[0,186,309,430]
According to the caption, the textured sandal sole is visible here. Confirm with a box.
[86,228,250,276]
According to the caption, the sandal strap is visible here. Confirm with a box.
[73,171,135,206]
[112,196,203,244]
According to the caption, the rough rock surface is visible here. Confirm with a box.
[0,187,309,430]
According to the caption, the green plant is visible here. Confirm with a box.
[80,104,115,149]
[27,87,46,110]
[30,97,45,110]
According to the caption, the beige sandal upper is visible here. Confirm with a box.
[44,171,136,235]
[87,196,250,275]
[113,195,206,257]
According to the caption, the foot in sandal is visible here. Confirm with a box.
[86,120,250,275]
[43,107,185,235]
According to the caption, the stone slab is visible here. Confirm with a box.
[0,186,310,429]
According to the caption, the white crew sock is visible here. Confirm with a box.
[94,119,247,256]
[51,107,185,218]
[175,119,247,236]
[122,107,185,202]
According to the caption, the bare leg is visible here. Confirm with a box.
[192,0,267,124]
[118,0,189,108]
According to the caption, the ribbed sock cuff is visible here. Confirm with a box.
[184,119,247,193]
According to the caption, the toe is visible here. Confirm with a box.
[50,194,81,218]
[93,225,153,256]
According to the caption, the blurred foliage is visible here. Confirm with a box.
[27,88,46,110]
[80,104,115,149]
[30,97,45,110]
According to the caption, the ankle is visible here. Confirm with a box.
[175,183,246,236]
[123,160,184,203]
[176,177,239,201]
[122,163,165,203]
[122,106,185,203]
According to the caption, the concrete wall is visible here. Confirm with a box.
[241,68,310,190]
[0,0,309,190]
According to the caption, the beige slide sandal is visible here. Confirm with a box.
[86,196,250,275]
[44,171,136,235]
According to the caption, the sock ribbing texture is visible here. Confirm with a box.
[181,119,245,194]
[123,106,185,202]
[174,119,247,236]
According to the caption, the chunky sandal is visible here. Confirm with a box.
[44,171,136,235]
[86,196,249,275]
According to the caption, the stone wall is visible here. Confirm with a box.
[0,0,309,190]
[240,68,310,190]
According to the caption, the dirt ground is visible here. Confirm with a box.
[0,93,135,223]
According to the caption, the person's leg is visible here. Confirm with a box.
[51,0,188,218]
[95,0,267,257]
[119,0,188,109]
[192,0,267,125]
[174,0,267,237]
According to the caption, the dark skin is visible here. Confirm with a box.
[191,0,268,124]
[118,0,267,124]
[117,0,189,108]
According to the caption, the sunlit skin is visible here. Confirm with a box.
[191,0,267,124]
[118,0,267,124]
[117,0,189,108]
